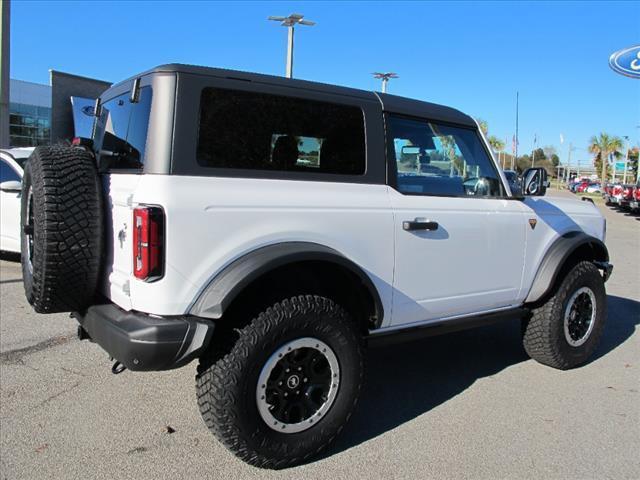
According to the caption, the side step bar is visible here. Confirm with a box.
[366,307,528,348]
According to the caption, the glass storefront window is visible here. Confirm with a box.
[9,102,52,147]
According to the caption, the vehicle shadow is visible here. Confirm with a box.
[320,294,638,460]
[591,295,640,362]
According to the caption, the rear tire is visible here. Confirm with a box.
[523,261,606,369]
[196,295,364,469]
[21,145,104,313]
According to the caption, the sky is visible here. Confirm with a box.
[9,1,640,168]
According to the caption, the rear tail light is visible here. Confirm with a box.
[133,206,164,281]
[635,188,640,200]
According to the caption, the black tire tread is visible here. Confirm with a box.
[22,145,103,313]
[195,295,364,469]
[523,261,605,369]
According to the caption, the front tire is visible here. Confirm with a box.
[196,295,364,469]
[523,261,606,369]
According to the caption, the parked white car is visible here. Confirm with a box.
[0,148,33,253]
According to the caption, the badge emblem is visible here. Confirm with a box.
[529,218,537,230]
[609,45,640,79]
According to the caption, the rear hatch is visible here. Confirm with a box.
[93,85,153,310]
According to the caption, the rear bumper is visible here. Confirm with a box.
[74,303,214,371]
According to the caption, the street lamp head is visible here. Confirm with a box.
[372,72,399,80]
[268,13,316,27]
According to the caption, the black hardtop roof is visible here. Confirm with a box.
[114,63,476,127]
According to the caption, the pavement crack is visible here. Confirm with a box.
[0,334,76,365]
[60,366,88,378]
[32,381,80,410]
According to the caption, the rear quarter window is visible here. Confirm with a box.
[93,87,153,170]
[196,88,365,176]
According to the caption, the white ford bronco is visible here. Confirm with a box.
[21,64,612,468]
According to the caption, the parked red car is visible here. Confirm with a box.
[575,181,590,193]
[629,181,640,212]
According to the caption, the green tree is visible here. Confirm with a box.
[593,153,611,180]
[477,118,489,136]
[488,135,505,153]
[589,133,623,182]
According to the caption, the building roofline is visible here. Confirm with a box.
[49,69,111,87]
[10,78,50,88]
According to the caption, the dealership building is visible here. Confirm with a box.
[7,71,111,148]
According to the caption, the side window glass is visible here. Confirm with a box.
[197,88,365,175]
[0,160,21,183]
[389,116,503,197]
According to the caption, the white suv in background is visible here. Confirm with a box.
[0,148,33,253]
[20,65,612,469]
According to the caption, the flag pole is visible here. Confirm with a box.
[515,91,519,166]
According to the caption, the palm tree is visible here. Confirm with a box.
[488,136,506,168]
[477,118,489,136]
[488,135,505,152]
[589,133,623,182]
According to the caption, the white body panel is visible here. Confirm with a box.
[0,189,21,253]
[104,174,396,322]
[102,174,606,331]
[519,195,606,299]
[101,174,141,310]
[388,189,527,326]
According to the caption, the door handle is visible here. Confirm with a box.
[403,218,439,231]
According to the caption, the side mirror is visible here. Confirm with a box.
[0,180,22,193]
[522,167,548,196]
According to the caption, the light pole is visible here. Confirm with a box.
[268,13,315,79]
[622,135,630,184]
[0,0,10,148]
[372,72,398,93]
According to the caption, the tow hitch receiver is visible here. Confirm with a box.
[111,361,127,375]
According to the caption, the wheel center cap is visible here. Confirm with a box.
[287,375,300,389]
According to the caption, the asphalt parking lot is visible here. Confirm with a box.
[1,191,638,480]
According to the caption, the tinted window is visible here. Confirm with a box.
[93,87,152,170]
[197,88,365,175]
[388,115,504,197]
[1,160,20,182]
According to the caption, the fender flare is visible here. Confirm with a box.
[525,231,609,304]
[188,242,384,325]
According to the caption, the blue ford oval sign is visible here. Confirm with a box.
[609,45,640,78]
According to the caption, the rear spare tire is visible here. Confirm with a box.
[21,145,104,313]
